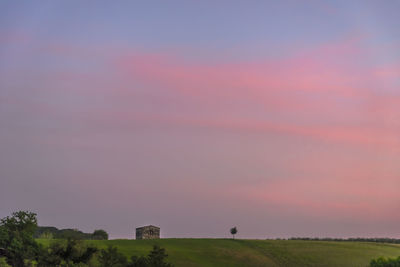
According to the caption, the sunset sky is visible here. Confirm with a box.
[1,1,400,239]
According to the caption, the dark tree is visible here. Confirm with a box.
[0,211,38,266]
[128,245,173,267]
[98,245,128,267]
[147,245,173,267]
[128,255,149,267]
[92,229,109,240]
[37,238,98,266]
[230,227,238,239]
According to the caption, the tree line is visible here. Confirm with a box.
[288,237,400,244]
[34,226,108,240]
[0,211,173,267]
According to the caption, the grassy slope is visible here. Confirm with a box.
[37,239,400,266]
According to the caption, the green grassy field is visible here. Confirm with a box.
[37,239,400,266]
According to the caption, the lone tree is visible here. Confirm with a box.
[93,229,109,240]
[230,227,237,239]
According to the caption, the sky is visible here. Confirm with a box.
[1,1,400,239]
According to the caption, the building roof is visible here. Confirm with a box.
[136,225,160,230]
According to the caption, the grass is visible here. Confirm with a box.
[37,238,400,266]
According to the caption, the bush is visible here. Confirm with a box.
[147,245,173,267]
[128,245,173,267]
[37,238,97,267]
[35,226,109,240]
[98,246,127,267]
[0,257,11,267]
[99,245,174,267]
[370,256,400,267]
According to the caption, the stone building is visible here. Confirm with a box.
[135,225,160,240]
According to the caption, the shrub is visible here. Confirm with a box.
[37,238,97,267]
[370,256,400,267]
[0,257,11,267]
[98,246,127,267]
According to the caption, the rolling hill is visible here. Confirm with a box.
[37,238,400,266]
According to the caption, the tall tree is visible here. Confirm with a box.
[0,211,38,267]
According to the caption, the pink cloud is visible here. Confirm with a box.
[11,36,400,151]
[113,40,382,123]
[116,51,362,99]
[169,117,400,149]
[99,36,399,151]
[115,34,372,98]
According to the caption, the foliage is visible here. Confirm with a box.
[230,227,237,239]
[146,245,173,267]
[37,238,97,267]
[0,257,11,267]
[98,245,128,267]
[35,226,109,240]
[38,232,53,240]
[0,211,100,267]
[0,211,39,266]
[34,227,58,239]
[92,229,108,240]
[128,255,148,267]
[98,245,173,267]
[370,256,400,267]
[35,227,92,240]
